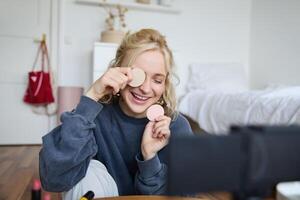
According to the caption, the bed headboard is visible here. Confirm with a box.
[184,62,248,93]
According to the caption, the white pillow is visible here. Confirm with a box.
[186,63,248,93]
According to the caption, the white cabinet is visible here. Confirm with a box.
[93,42,118,81]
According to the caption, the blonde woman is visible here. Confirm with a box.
[39,29,192,198]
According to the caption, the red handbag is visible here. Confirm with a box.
[23,41,55,105]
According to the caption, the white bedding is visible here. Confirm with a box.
[178,86,300,134]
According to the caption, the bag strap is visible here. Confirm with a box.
[41,41,51,72]
[32,42,44,71]
[31,41,51,72]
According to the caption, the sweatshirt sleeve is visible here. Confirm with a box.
[39,96,102,192]
[134,113,193,195]
[134,154,167,195]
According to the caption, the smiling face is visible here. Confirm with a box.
[119,49,167,118]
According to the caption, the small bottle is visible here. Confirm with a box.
[31,179,41,200]
[80,191,95,200]
[43,193,51,200]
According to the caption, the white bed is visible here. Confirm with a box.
[178,63,300,134]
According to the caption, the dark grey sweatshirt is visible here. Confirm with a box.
[39,96,192,195]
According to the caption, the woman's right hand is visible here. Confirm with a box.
[85,67,133,102]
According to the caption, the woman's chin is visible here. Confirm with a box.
[127,102,149,116]
[127,103,147,115]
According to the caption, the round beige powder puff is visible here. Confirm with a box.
[128,68,146,87]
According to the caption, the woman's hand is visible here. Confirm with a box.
[141,115,171,160]
[86,67,132,102]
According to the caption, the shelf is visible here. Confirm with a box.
[76,0,181,14]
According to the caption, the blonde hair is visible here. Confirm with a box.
[100,29,178,118]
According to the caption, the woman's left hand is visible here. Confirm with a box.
[141,115,171,160]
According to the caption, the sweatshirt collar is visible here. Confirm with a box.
[113,102,149,124]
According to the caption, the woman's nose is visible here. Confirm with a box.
[139,78,151,93]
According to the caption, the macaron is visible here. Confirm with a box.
[128,68,146,87]
[146,104,164,121]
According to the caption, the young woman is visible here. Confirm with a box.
[39,29,193,198]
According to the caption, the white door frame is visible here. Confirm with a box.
[48,0,64,130]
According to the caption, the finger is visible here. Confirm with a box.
[109,70,129,85]
[153,124,169,138]
[117,67,133,82]
[104,78,120,95]
[155,115,164,121]
[104,69,120,83]
[125,67,133,82]
[157,129,170,140]
[153,121,167,136]
[162,129,171,139]
[154,115,170,124]
[145,121,155,132]
[120,76,129,89]
[111,76,127,90]
[153,119,170,134]
[117,66,131,73]
[155,115,171,122]
[153,119,168,128]
[154,126,170,138]
[157,132,165,139]
[106,73,129,93]
[120,82,127,90]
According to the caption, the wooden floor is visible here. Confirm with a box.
[0,145,61,200]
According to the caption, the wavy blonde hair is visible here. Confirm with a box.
[100,29,178,118]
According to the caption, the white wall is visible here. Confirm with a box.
[249,0,300,89]
[61,0,251,98]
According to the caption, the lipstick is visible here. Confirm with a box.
[31,179,41,200]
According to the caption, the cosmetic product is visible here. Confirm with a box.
[31,179,41,200]
[147,104,164,121]
[129,68,145,87]
[43,193,51,200]
[80,191,95,200]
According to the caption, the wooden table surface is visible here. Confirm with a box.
[95,195,218,200]
[95,194,274,200]
[95,196,201,200]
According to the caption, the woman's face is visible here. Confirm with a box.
[119,49,167,118]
